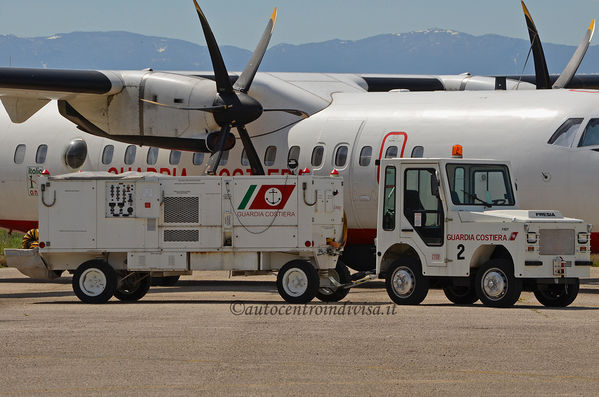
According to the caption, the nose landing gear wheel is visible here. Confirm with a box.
[72,260,117,304]
[475,259,522,308]
[385,259,429,305]
[277,260,319,303]
[534,279,579,307]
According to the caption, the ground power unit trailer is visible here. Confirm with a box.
[6,172,346,304]
[376,156,592,307]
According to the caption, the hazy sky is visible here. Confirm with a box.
[0,0,598,49]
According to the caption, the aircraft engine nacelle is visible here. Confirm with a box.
[64,71,220,140]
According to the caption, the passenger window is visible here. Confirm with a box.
[36,144,48,164]
[288,146,300,163]
[334,145,348,167]
[241,150,249,166]
[147,147,159,165]
[359,146,372,166]
[64,139,87,169]
[382,166,396,231]
[219,150,228,166]
[578,118,599,147]
[102,145,114,165]
[169,150,181,165]
[124,145,136,165]
[193,152,204,166]
[548,118,583,147]
[385,146,398,158]
[13,144,26,164]
[311,146,324,167]
[411,146,424,158]
[264,146,277,166]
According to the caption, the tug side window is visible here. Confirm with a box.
[382,166,396,231]
[404,168,444,246]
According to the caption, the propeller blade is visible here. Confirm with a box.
[521,1,551,89]
[204,125,231,175]
[553,19,596,89]
[141,98,231,112]
[193,0,234,95]
[237,125,265,175]
[263,108,309,118]
[233,8,278,93]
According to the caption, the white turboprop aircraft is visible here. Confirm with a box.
[0,1,598,272]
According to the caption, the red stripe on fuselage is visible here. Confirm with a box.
[0,219,38,233]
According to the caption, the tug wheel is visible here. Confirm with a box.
[534,279,579,307]
[443,284,478,305]
[475,259,522,308]
[72,260,117,304]
[385,258,429,305]
[277,260,319,304]
[115,272,151,302]
[315,261,351,302]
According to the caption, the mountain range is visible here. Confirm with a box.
[0,29,598,75]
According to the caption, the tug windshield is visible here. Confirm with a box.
[446,163,515,207]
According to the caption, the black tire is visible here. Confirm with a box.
[315,262,351,302]
[534,279,580,307]
[475,259,522,308]
[151,275,180,286]
[72,260,117,304]
[385,258,429,305]
[114,272,151,302]
[443,284,478,305]
[276,260,319,304]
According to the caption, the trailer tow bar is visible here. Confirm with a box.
[327,270,377,290]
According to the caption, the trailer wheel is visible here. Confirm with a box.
[115,272,151,302]
[72,260,117,304]
[534,279,580,307]
[443,284,478,305]
[150,275,180,286]
[475,259,522,308]
[385,259,429,305]
[277,260,319,304]
[315,262,351,302]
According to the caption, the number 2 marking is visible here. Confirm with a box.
[457,244,465,260]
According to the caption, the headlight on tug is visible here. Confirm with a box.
[578,232,589,244]
[527,232,538,244]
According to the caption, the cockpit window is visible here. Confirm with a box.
[446,163,515,206]
[578,118,599,147]
[548,118,583,147]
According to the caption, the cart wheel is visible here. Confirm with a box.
[277,260,319,304]
[150,275,180,286]
[72,260,117,304]
[385,259,429,305]
[534,279,579,307]
[315,262,351,302]
[115,272,151,302]
[475,259,522,308]
[443,284,478,305]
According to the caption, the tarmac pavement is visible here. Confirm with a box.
[1,267,599,396]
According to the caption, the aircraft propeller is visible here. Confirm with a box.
[521,0,595,89]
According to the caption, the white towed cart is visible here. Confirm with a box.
[5,172,346,304]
